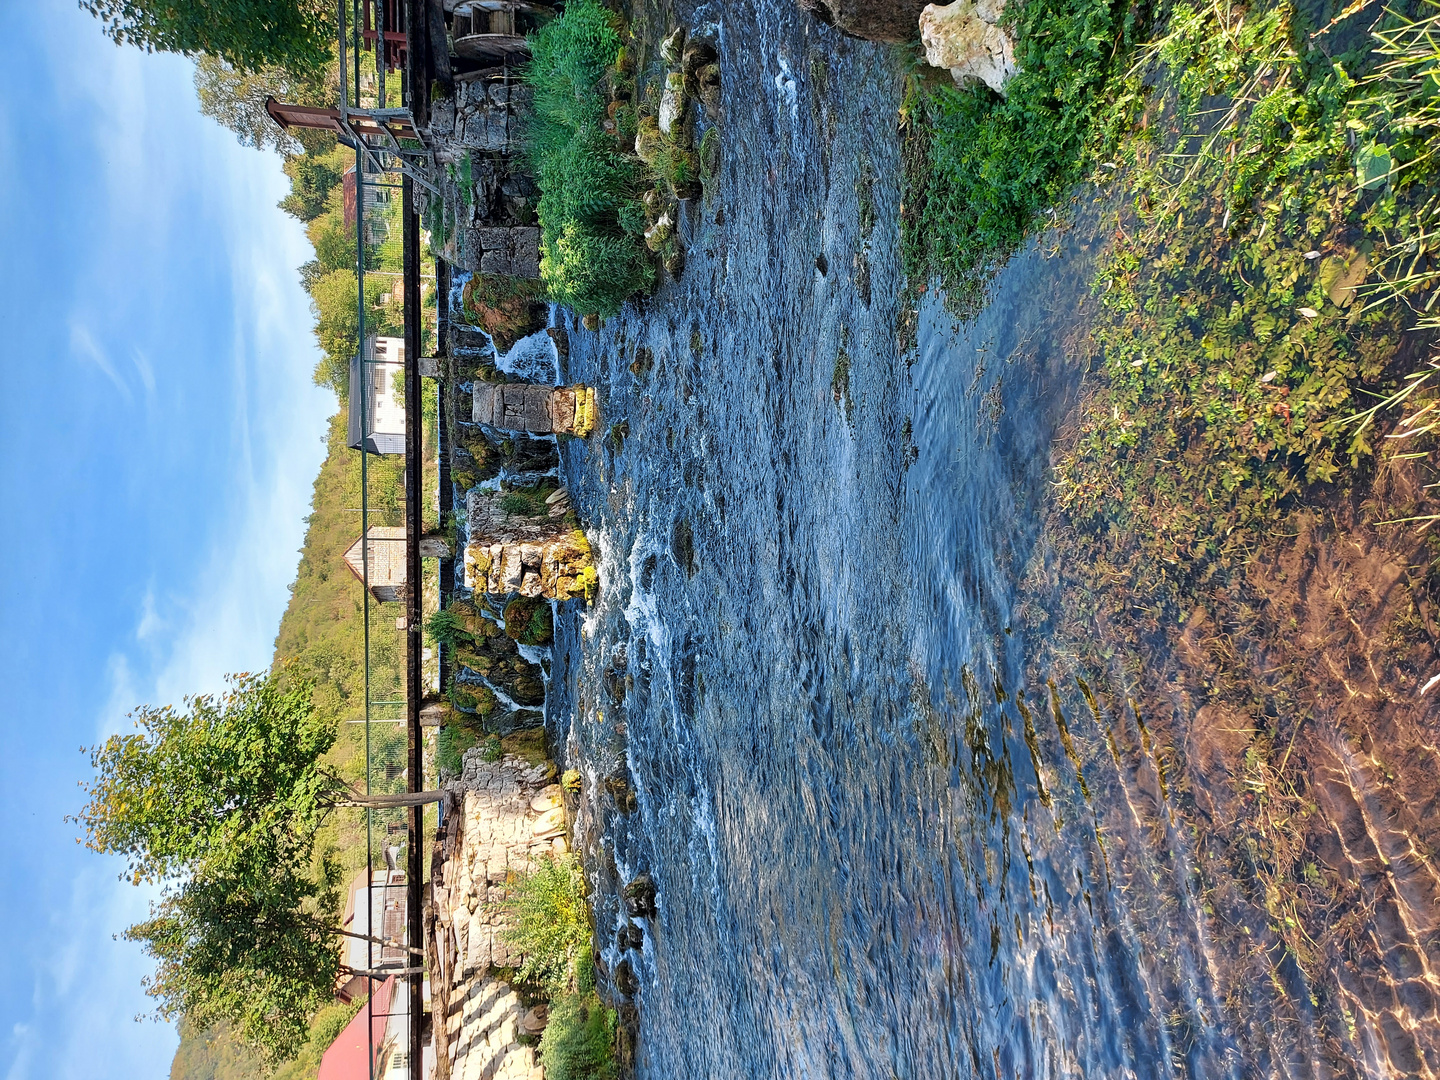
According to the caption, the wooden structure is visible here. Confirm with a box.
[265,98,419,141]
[363,0,410,72]
[450,1,554,62]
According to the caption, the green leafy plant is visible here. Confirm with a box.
[538,992,617,1080]
[523,0,653,316]
[426,607,473,648]
[82,0,335,74]
[480,734,504,762]
[72,671,414,1067]
[501,854,591,998]
[901,0,1142,294]
[500,489,549,516]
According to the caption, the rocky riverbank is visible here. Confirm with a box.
[430,751,570,1080]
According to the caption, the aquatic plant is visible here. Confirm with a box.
[1011,0,1440,1056]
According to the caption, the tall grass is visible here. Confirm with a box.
[524,0,652,316]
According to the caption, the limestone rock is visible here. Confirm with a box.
[660,27,687,66]
[463,488,594,599]
[532,806,567,839]
[919,0,1017,95]
[519,1005,549,1035]
[659,72,689,139]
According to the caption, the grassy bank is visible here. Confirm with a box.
[900,0,1440,1061]
[502,854,617,1080]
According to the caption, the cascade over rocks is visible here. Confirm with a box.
[920,0,1017,95]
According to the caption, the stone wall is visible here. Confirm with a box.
[473,382,597,436]
[431,752,569,1080]
[424,71,543,277]
[463,488,594,599]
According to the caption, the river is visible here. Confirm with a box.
[534,2,1380,1077]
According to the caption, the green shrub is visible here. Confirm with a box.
[501,854,590,997]
[524,0,653,316]
[539,223,653,318]
[503,597,554,646]
[480,734,503,762]
[426,608,472,648]
[538,992,616,1080]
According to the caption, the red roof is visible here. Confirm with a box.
[319,976,396,1080]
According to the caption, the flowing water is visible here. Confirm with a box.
[529,2,1286,1076]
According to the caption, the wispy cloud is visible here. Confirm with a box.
[69,322,133,403]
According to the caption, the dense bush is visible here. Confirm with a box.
[501,854,590,997]
[538,992,616,1080]
[426,608,472,648]
[524,0,652,316]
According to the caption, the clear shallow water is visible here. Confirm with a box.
[544,4,1244,1076]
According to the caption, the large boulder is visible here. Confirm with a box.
[794,0,930,41]
[919,0,1017,95]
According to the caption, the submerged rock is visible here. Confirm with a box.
[919,0,1017,95]
[622,874,657,918]
[794,0,930,41]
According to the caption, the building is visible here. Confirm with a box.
[343,526,408,603]
[348,335,406,455]
[320,975,395,1080]
[342,166,398,245]
[336,867,409,1002]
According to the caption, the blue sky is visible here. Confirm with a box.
[0,4,335,1076]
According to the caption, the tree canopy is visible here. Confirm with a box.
[82,0,335,76]
[193,55,337,154]
[77,672,352,1065]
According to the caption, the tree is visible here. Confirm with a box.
[82,0,335,76]
[281,154,345,221]
[76,672,437,1065]
[193,55,337,154]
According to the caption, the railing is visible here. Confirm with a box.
[337,0,438,1076]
